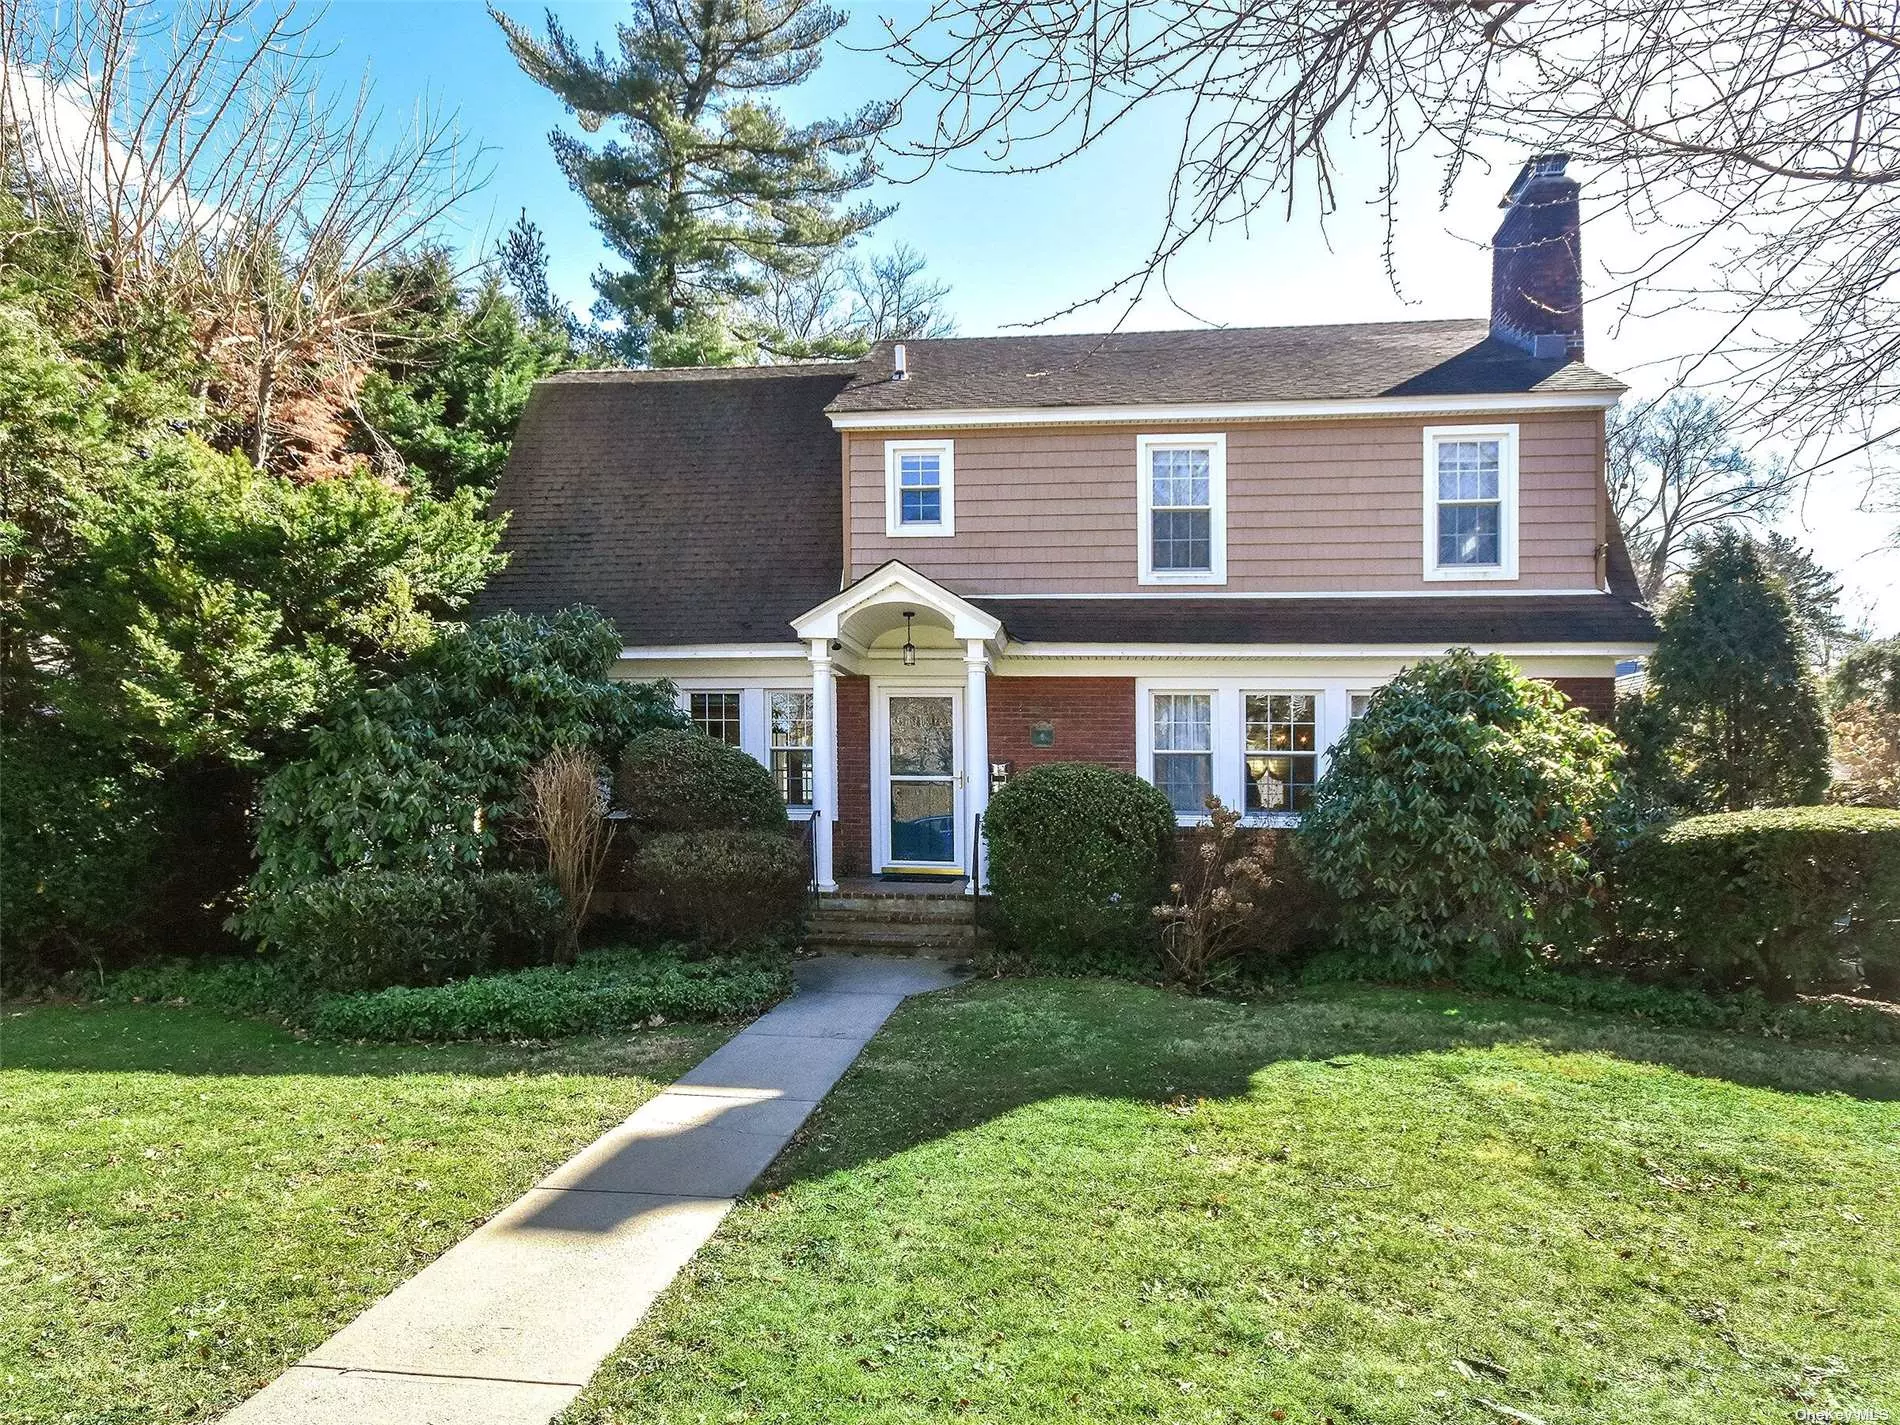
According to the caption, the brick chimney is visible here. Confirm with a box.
[1490,154,1583,360]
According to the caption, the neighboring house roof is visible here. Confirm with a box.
[476,364,853,644]
[827,321,1625,414]
[972,593,1657,648]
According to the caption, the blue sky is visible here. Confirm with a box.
[318,1,1898,628]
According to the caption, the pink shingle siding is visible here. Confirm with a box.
[846,413,1606,595]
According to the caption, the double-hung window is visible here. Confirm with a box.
[1150,692,1214,815]
[1424,425,1518,580]
[769,690,814,809]
[1138,434,1226,584]
[885,439,954,537]
[1243,693,1319,813]
[689,691,742,746]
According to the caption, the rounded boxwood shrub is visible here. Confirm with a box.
[1297,649,1622,975]
[1614,806,1900,999]
[982,762,1178,967]
[618,728,788,834]
[264,869,566,991]
[629,829,808,949]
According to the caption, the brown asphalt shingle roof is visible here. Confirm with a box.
[828,320,1625,414]
[475,364,853,645]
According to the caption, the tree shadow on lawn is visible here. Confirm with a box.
[0,1001,730,1080]
[764,976,1900,1190]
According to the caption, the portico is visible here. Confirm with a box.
[792,562,1004,892]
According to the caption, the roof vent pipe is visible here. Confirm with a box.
[892,343,908,381]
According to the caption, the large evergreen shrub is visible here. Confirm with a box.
[1297,649,1622,975]
[1614,807,1900,999]
[628,830,809,950]
[263,869,567,991]
[238,608,681,982]
[982,762,1178,967]
[617,727,788,832]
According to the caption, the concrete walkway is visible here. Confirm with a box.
[223,954,964,1425]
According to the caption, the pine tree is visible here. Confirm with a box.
[492,0,894,365]
[1645,529,1831,811]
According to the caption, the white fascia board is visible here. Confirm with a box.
[972,587,1607,600]
[999,642,1655,661]
[618,644,806,660]
[827,390,1622,432]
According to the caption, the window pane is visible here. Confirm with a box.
[769,691,812,747]
[1349,692,1374,720]
[1245,753,1318,813]
[1437,439,1500,501]
[1150,447,1210,508]
[772,749,813,807]
[889,696,955,777]
[1152,693,1212,752]
[899,453,939,488]
[890,780,955,862]
[1151,509,1211,572]
[900,487,942,524]
[1438,502,1501,566]
[689,691,742,746]
[1154,752,1213,816]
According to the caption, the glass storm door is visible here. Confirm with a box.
[886,694,958,866]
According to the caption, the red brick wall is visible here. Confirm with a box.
[834,674,871,876]
[1547,677,1615,722]
[988,676,1137,775]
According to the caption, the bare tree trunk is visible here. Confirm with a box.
[251,348,275,470]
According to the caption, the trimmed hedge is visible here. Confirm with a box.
[983,762,1177,967]
[311,946,790,1041]
[1614,807,1900,999]
[618,728,788,834]
[629,829,809,949]
[262,869,566,991]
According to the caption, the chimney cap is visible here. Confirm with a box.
[1501,152,1573,207]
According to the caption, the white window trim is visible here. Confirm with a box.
[1137,679,1363,827]
[884,438,955,538]
[1137,432,1227,586]
[1422,423,1519,582]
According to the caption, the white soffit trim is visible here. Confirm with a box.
[619,644,807,660]
[1001,642,1655,660]
[827,390,1621,432]
[972,587,1608,600]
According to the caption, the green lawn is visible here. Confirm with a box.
[566,980,1900,1425]
[0,1002,729,1425]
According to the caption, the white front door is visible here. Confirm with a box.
[873,687,964,874]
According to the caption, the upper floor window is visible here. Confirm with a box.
[1423,425,1518,581]
[885,439,955,537]
[1138,433,1226,585]
[689,691,742,746]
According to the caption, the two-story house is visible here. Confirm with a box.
[480,155,1656,891]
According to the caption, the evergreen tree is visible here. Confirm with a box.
[1754,532,1846,663]
[492,0,894,366]
[1644,529,1831,812]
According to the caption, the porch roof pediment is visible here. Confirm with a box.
[791,561,1004,645]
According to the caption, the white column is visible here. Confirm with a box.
[810,639,838,892]
[964,638,990,891]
